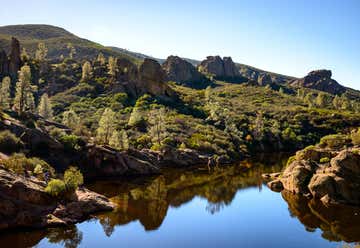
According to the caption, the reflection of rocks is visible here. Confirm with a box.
[90,160,285,235]
[282,190,360,242]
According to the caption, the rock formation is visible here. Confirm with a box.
[290,69,346,95]
[198,56,243,81]
[0,166,114,231]
[162,55,207,86]
[0,49,9,78]
[257,73,272,86]
[8,37,21,80]
[268,144,360,206]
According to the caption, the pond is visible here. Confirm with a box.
[0,154,359,248]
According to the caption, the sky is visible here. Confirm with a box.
[1,0,360,89]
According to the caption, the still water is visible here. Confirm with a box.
[1,154,359,248]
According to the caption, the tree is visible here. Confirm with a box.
[67,43,76,59]
[35,42,48,61]
[21,48,29,61]
[332,95,342,110]
[107,56,117,78]
[62,109,80,129]
[38,93,53,120]
[81,61,93,81]
[148,107,167,146]
[97,52,106,65]
[252,112,265,141]
[26,92,36,113]
[96,108,116,144]
[0,76,11,109]
[304,93,314,108]
[13,65,35,114]
[109,130,129,150]
[315,92,327,108]
[128,106,144,127]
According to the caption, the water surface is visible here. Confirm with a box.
[1,154,359,248]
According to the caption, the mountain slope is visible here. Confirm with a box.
[0,24,139,62]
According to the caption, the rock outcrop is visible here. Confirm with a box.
[162,55,207,86]
[268,145,360,206]
[0,49,9,78]
[198,56,244,82]
[0,167,114,231]
[290,70,346,95]
[8,37,21,79]
[257,73,272,86]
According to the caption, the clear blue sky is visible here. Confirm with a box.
[1,0,359,89]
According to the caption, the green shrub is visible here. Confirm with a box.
[320,134,351,149]
[64,166,84,191]
[45,179,66,197]
[319,157,330,163]
[2,153,55,176]
[286,155,296,167]
[351,128,360,146]
[59,134,80,151]
[0,130,21,153]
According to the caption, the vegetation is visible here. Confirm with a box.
[45,179,66,197]
[38,93,53,120]
[0,130,21,153]
[63,166,83,191]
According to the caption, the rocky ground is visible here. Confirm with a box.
[0,166,114,231]
[265,145,360,206]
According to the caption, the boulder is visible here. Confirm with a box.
[8,37,21,80]
[0,167,114,231]
[162,55,206,85]
[198,56,225,77]
[223,57,240,77]
[290,69,346,95]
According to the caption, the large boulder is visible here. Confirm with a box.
[270,147,360,206]
[8,37,21,80]
[223,57,240,78]
[162,55,207,86]
[290,69,346,95]
[198,56,225,77]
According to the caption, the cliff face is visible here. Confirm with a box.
[162,55,207,86]
[198,56,242,79]
[290,70,346,95]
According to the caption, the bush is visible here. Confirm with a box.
[351,128,360,146]
[45,179,66,197]
[320,134,351,149]
[2,153,55,176]
[59,134,80,151]
[0,130,21,153]
[64,166,84,191]
[319,157,330,163]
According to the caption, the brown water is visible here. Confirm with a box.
[0,154,359,248]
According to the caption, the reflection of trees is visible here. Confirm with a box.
[46,225,83,248]
[93,154,288,236]
[282,191,360,243]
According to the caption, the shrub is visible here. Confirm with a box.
[59,134,80,151]
[0,130,21,153]
[319,157,330,163]
[351,128,360,146]
[320,134,351,149]
[64,166,84,191]
[286,155,296,167]
[45,179,66,197]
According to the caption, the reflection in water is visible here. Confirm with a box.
[0,153,359,247]
[282,191,360,243]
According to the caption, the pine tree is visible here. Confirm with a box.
[62,109,80,129]
[13,65,34,114]
[26,92,36,113]
[128,106,144,127]
[253,112,265,141]
[148,108,167,146]
[67,43,76,59]
[81,61,93,81]
[0,76,11,109]
[35,42,48,61]
[107,56,117,78]
[38,93,53,120]
[109,130,122,149]
[96,108,116,144]
[97,52,106,65]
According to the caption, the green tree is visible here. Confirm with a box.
[107,56,117,78]
[252,112,265,141]
[332,95,342,110]
[148,107,167,146]
[97,52,106,65]
[0,76,11,109]
[35,42,48,61]
[62,109,80,129]
[81,61,93,81]
[38,93,53,120]
[128,106,144,127]
[109,130,129,150]
[315,92,327,108]
[96,108,116,144]
[304,93,314,108]
[13,65,35,114]
[67,43,76,59]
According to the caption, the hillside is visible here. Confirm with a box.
[0,24,139,62]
